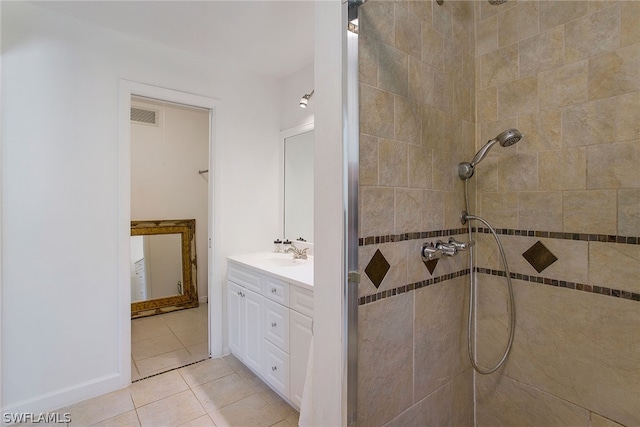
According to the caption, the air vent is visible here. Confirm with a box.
[130,107,158,125]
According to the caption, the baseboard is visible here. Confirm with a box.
[1,373,123,424]
[199,295,208,304]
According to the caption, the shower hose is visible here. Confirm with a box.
[464,179,516,375]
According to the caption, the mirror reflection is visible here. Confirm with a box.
[284,128,314,243]
[130,219,198,318]
[130,234,183,302]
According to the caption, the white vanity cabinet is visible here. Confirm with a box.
[226,258,313,410]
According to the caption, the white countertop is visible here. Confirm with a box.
[227,251,314,290]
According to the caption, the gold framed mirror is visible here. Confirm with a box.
[131,219,199,318]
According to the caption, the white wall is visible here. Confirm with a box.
[1,1,282,413]
[130,98,209,300]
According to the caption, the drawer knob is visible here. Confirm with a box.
[271,322,277,327]
[272,366,277,371]
[271,288,277,293]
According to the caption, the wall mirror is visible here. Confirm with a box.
[130,219,198,318]
[283,124,314,243]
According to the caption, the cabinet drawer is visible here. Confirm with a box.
[290,286,313,318]
[263,276,289,306]
[227,263,262,293]
[264,299,289,352]
[264,340,290,397]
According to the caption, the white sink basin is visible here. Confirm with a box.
[227,251,314,288]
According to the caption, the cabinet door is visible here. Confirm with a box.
[227,281,244,357]
[243,287,264,374]
[289,310,313,409]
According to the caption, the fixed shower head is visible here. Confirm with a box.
[458,128,524,180]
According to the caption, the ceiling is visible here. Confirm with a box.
[31,1,315,79]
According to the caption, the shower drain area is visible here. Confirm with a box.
[522,241,558,273]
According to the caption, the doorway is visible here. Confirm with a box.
[119,81,223,386]
[130,96,209,379]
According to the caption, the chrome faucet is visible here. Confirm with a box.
[285,244,309,260]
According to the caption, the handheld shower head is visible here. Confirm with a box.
[458,128,524,180]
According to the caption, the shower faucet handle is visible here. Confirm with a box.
[421,242,442,262]
[448,238,474,251]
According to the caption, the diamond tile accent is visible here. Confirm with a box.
[522,240,558,273]
[423,258,439,275]
[365,249,390,289]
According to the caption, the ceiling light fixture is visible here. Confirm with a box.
[299,90,314,108]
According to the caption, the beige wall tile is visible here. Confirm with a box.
[476,15,498,56]
[358,36,378,87]
[422,105,444,150]
[408,144,432,189]
[395,188,422,233]
[360,0,395,46]
[506,282,640,427]
[454,84,473,122]
[539,148,587,191]
[477,86,497,123]
[408,57,436,106]
[498,0,539,48]
[476,157,499,193]
[433,71,454,113]
[539,0,589,32]
[562,98,617,147]
[432,0,453,38]
[422,24,445,71]
[452,370,474,427]
[442,115,464,154]
[379,138,408,187]
[591,412,626,427]
[519,27,565,78]
[387,382,454,427]
[498,153,538,192]
[480,43,519,89]
[519,192,563,232]
[563,190,617,235]
[479,192,519,229]
[589,43,640,100]
[589,241,640,294]
[360,186,395,237]
[443,190,466,230]
[621,1,640,46]
[587,141,640,189]
[432,150,457,191]
[394,95,422,144]
[407,240,429,284]
[565,5,620,63]
[414,279,468,400]
[497,76,538,119]
[618,189,640,236]
[422,189,445,231]
[359,134,379,186]
[357,293,414,426]
[407,0,432,25]
[395,4,422,59]
[378,42,409,96]
[476,369,590,427]
[517,110,562,152]
[616,91,640,141]
[360,83,394,139]
[539,61,589,110]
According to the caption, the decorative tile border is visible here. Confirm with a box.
[476,267,640,303]
[359,228,468,246]
[358,269,470,306]
[359,228,640,247]
[473,228,640,245]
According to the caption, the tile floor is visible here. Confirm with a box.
[59,356,299,427]
[132,304,209,380]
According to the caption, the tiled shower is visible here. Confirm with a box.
[356,1,639,426]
